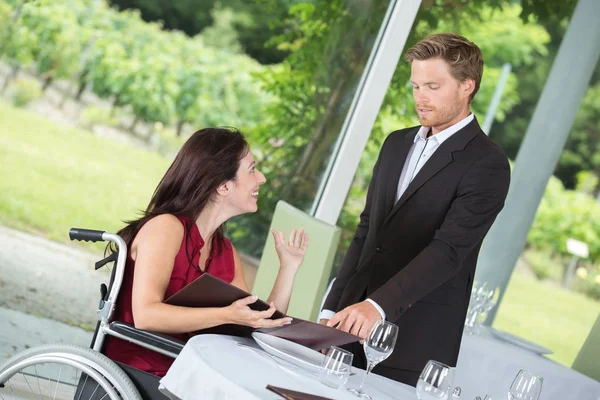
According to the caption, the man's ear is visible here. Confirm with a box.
[462,79,475,99]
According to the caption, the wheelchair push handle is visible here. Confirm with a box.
[68,228,128,325]
[69,228,106,243]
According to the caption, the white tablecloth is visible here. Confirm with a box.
[454,327,600,400]
[160,330,600,400]
[159,334,415,399]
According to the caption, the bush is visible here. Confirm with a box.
[155,126,186,159]
[571,263,600,300]
[573,273,600,301]
[80,106,119,129]
[528,176,600,263]
[523,248,564,281]
[9,78,42,107]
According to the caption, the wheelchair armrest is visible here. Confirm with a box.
[108,321,185,357]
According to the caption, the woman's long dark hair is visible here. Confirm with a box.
[108,127,248,269]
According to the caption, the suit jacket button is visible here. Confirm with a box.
[376,246,383,253]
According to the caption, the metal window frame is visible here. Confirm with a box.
[311,0,423,224]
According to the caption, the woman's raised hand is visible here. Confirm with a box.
[270,228,309,273]
[226,295,292,328]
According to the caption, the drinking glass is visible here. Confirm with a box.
[508,369,543,400]
[348,320,398,399]
[415,360,454,400]
[319,346,353,389]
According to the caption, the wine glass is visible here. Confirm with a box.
[508,369,543,400]
[416,360,454,399]
[348,320,398,399]
[319,346,353,389]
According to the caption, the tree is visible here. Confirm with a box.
[556,81,600,190]
[107,0,300,64]
[225,0,573,260]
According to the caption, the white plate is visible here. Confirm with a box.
[251,332,325,374]
[491,328,553,355]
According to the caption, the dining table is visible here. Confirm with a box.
[159,327,600,400]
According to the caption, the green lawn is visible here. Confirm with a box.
[1,102,598,368]
[494,271,600,367]
[0,101,170,250]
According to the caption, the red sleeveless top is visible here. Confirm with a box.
[103,216,235,376]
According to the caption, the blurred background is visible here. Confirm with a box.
[0,0,598,375]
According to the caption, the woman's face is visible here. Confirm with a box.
[226,150,266,214]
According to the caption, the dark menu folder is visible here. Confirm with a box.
[164,273,359,350]
[266,385,333,400]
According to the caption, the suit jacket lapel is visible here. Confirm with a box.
[383,118,482,227]
[382,128,419,215]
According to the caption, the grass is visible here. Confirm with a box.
[1,102,598,368]
[0,101,170,251]
[494,271,600,367]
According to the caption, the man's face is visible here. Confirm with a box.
[410,57,473,133]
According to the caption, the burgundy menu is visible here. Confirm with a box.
[165,273,360,350]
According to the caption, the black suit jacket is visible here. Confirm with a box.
[324,117,510,373]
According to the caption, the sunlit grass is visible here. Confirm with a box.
[495,271,600,367]
[0,101,170,251]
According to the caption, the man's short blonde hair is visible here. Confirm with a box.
[405,33,484,101]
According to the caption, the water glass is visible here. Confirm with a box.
[319,346,353,389]
[508,369,543,400]
[416,360,454,399]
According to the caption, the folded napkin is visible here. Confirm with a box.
[266,385,334,400]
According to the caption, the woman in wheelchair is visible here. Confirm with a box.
[103,127,309,378]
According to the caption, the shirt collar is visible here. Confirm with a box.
[414,113,474,144]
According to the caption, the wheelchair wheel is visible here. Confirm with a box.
[0,343,142,400]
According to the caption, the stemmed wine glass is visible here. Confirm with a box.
[508,369,543,400]
[415,360,454,399]
[348,320,398,399]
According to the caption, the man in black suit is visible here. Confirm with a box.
[319,33,511,386]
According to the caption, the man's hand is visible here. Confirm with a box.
[328,301,382,339]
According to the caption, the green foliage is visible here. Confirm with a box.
[9,77,41,107]
[108,0,298,64]
[109,0,219,36]
[199,5,243,54]
[80,105,119,128]
[528,176,600,262]
[0,0,272,135]
[573,272,600,301]
[226,0,395,256]
[13,0,85,83]
[156,127,186,158]
[575,171,599,196]
[519,0,577,25]
[556,82,600,189]
[491,4,599,192]
[523,248,564,281]
[0,2,12,50]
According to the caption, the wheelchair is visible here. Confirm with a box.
[0,228,187,400]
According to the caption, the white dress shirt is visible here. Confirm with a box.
[318,113,474,322]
